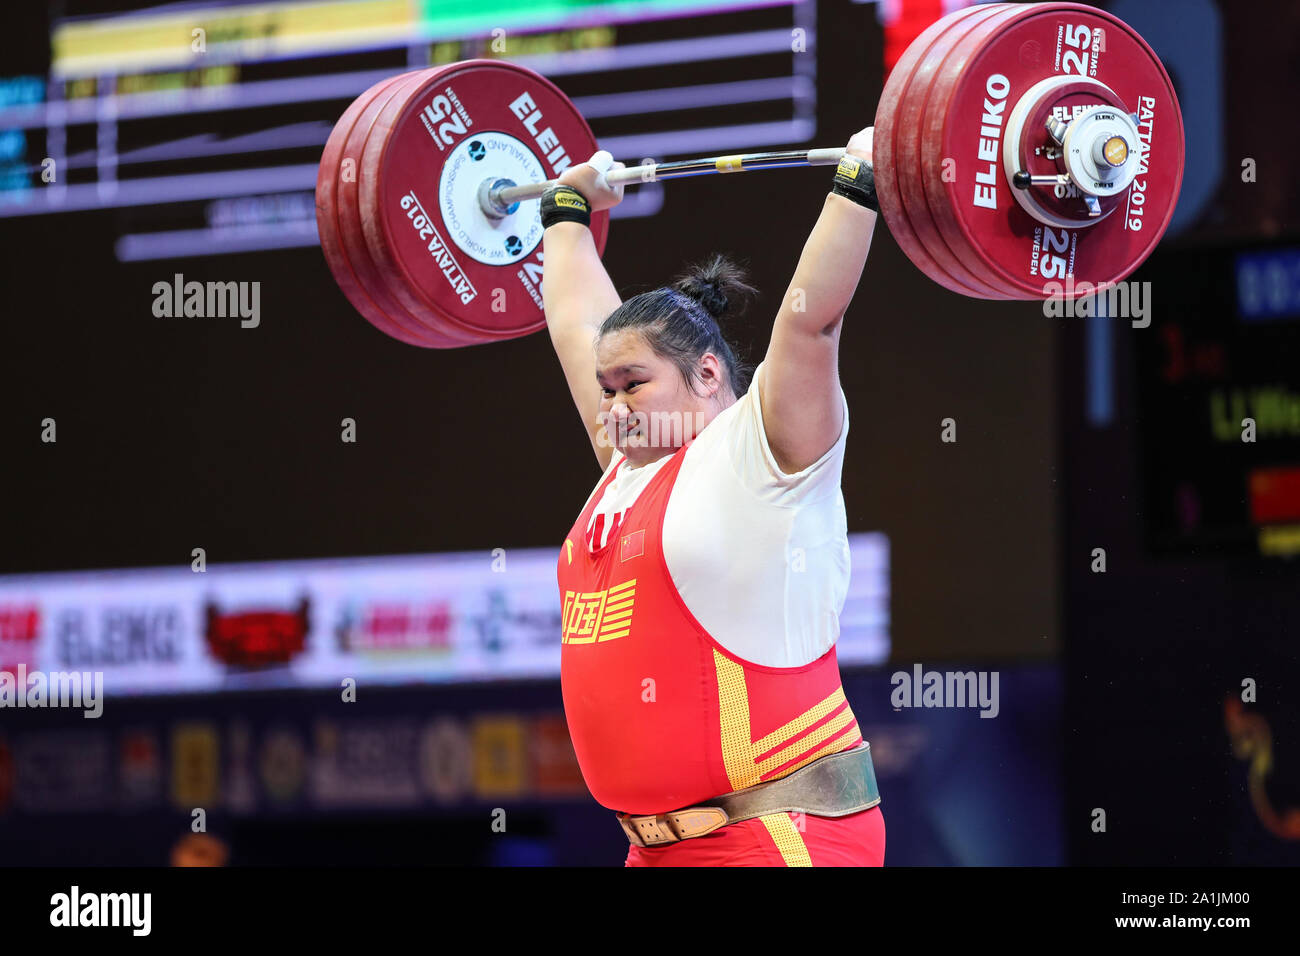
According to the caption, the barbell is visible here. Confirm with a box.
[314,1,1184,347]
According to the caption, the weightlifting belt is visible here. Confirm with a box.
[617,741,880,847]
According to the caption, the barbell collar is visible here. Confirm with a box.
[1045,115,1069,145]
[478,176,520,221]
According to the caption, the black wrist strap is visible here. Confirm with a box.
[540,185,592,228]
[830,155,878,212]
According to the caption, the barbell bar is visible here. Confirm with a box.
[482,147,850,218]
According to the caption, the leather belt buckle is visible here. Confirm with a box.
[619,806,729,847]
[618,812,676,847]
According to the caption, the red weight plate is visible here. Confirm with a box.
[918,4,1059,297]
[360,59,609,342]
[894,2,1019,299]
[336,69,480,347]
[922,2,1185,299]
[350,67,501,344]
[316,73,440,346]
[353,63,535,342]
[874,3,999,298]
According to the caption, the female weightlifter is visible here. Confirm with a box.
[542,126,884,866]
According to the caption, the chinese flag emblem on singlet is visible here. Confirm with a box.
[620,529,645,562]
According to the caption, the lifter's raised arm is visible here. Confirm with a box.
[541,151,625,472]
[759,127,878,475]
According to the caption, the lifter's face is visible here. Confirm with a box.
[594,329,731,467]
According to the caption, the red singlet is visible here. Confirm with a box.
[558,439,884,866]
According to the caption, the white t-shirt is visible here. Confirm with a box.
[580,360,851,668]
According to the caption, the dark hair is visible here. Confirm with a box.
[598,253,757,399]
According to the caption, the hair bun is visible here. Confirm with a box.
[671,253,757,320]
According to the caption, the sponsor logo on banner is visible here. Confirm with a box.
[15,730,112,812]
[335,601,453,657]
[418,718,472,804]
[0,603,40,674]
[472,716,527,797]
[312,719,421,808]
[170,723,219,806]
[224,721,257,814]
[118,728,161,808]
[204,596,309,668]
[53,605,181,668]
[259,727,306,803]
[471,590,564,655]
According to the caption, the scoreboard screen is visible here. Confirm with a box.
[1135,242,1300,558]
[0,0,818,260]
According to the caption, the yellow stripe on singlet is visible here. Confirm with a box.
[714,650,860,790]
[759,813,813,866]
